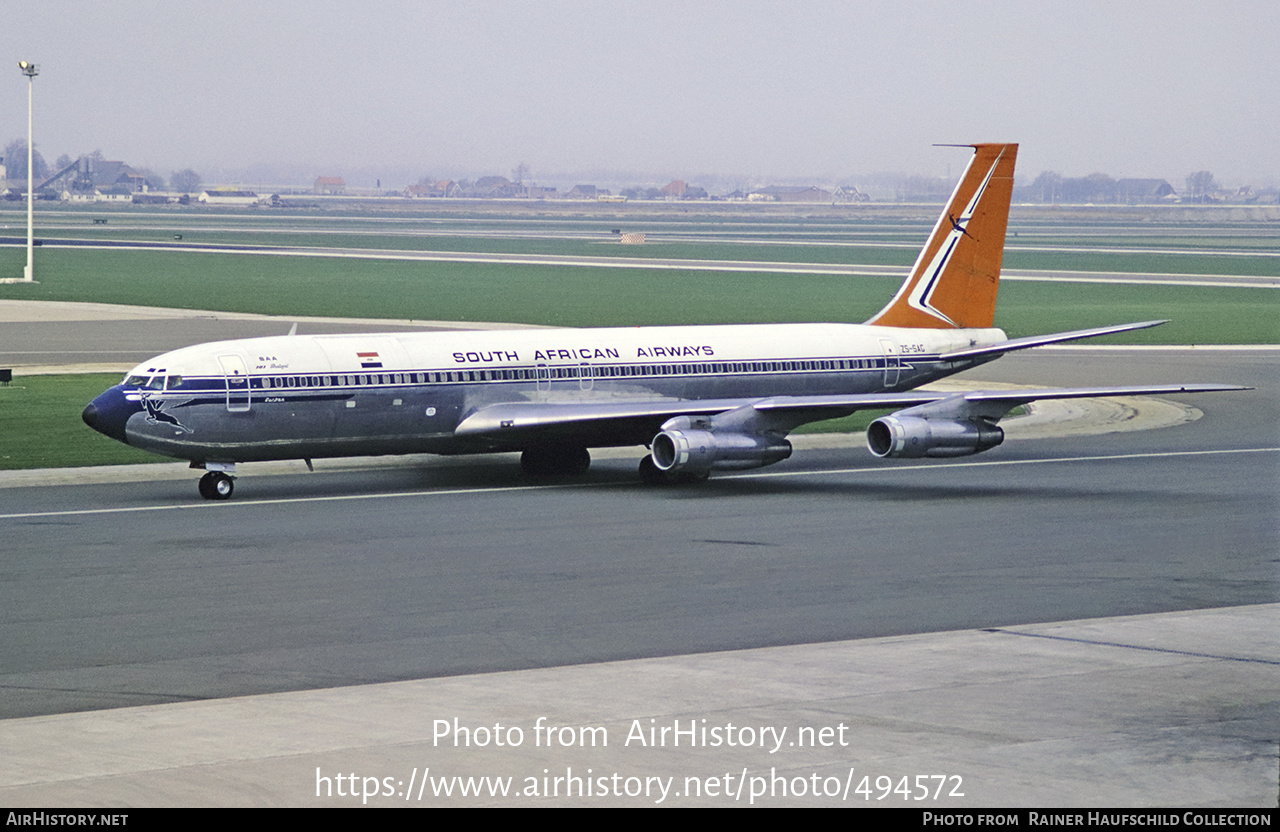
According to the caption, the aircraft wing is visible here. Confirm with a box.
[454,393,946,435]
[454,384,1247,445]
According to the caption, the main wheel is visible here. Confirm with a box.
[521,446,591,477]
[638,455,710,485]
[198,471,235,500]
[638,454,667,485]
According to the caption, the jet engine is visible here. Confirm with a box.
[651,416,792,475]
[866,414,1004,459]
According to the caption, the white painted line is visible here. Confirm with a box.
[729,446,1280,481]
[1037,344,1280,351]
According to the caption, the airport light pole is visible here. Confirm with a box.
[14,61,38,283]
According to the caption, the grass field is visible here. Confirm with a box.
[0,375,160,468]
[0,248,1274,342]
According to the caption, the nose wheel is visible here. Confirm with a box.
[198,471,235,500]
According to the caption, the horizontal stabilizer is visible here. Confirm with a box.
[752,383,1248,416]
[939,320,1168,361]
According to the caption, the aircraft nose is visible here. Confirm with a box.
[83,386,137,444]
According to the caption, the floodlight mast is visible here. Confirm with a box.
[18,60,38,283]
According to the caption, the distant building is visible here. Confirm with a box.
[95,184,135,202]
[833,185,870,203]
[199,190,261,206]
[41,157,162,200]
[1114,178,1176,204]
[749,185,832,203]
[406,180,462,198]
[565,184,601,199]
[313,176,345,195]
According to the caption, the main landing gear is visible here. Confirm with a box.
[637,454,709,485]
[520,446,591,477]
[198,471,235,500]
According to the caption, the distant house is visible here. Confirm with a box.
[472,175,520,197]
[749,185,832,203]
[199,190,261,206]
[833,185,870,203]
[314,176,345,195]
[565,184,600,199]
[95,184,135,202]
[406,180,462,198]
[1114,178,1176,204]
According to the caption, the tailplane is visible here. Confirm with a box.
[867,143,1017,329]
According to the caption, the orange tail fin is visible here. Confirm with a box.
[867,143,1017,329]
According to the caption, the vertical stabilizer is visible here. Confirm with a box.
[867,143,1017,329]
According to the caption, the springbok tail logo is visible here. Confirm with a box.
[868,143,1018,330]
[142,395,194,433]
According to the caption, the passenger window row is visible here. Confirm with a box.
[130,357,902,392]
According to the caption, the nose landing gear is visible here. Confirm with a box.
[198,471,235,500]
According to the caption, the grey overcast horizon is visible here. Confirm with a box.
[3,1,1276,190]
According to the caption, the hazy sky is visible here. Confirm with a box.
[4,1,1277,187]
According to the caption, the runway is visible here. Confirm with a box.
[0,302,1275,806]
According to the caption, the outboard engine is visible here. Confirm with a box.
[867,414,1003,459]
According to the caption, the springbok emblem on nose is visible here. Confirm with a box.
[141,395,194,434]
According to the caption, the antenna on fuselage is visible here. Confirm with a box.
[287,322,298,336]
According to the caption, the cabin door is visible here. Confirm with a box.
[535,363,551,396]
[218,354,252,412]
[879,339,900,388]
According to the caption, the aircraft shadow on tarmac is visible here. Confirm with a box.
[203,453,1197,508]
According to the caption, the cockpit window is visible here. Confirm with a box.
[123,373,180,389]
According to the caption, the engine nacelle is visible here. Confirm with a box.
[866,414,1004,459]
[651,427,792,474]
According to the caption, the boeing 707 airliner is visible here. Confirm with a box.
[82,144,1245,499]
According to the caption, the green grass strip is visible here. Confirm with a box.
[0,374,160,469]
[0,248,1275,341]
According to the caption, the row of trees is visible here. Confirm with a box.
[1025,169,1220,204]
